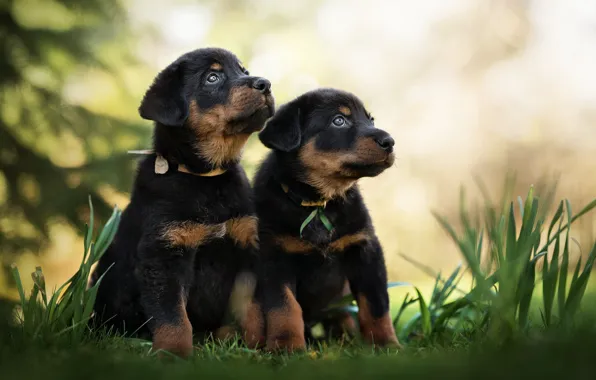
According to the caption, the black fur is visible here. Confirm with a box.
[248,88,399,351]
[89,48,274,357]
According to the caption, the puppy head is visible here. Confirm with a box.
[139,48,275,167]
[259,88,394,199]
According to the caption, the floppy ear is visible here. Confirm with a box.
[258,102,301,152]
[138,59,189,126]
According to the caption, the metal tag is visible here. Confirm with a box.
[154,155,169,174]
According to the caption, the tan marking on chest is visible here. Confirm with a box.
[274,235,315,254]
[161,221,226,248]
[328,230,371,252]
[226,216,259,248]
[274,229,371,255]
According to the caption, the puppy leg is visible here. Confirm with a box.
[263,276,306,352]
[137,239,195,358]
[222,216,265,348]
[343,237,400,348]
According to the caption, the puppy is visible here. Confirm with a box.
[244,88,399,352]
[89,48,274,358]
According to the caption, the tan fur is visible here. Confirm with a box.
[214,325,236,341]
[328,230,371,252]
[226,216,259,249]
[210,62,223,70]
[274,230,370,255]
[357,294,400,348]
[187,87,267,167]
[298,138,393,200]
[339,106,352,116]
[188,100,251,167]
[274,235,314,254]
[161,221,226,248]
[299,140,356,200]
[243,301,265,349]
[338,312,358,336]
[223,271,264,348]
[152,295,193,358]
[266,286,306,352]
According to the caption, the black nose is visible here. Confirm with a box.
[374,133,395,152]
[252,77,271,94]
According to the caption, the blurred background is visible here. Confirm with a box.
[1,0,595,297]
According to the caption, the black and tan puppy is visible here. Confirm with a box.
[244,88,399,352]
[89,48,274,358]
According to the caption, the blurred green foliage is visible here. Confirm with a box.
[0,0,150,274]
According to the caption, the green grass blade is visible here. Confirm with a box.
[539,199,596,254]
[517,195,524,220]
[414,287,432,337]
[93,207,121,261]
[429,272,442,307]
[517,259,537,329]
[505,202,517,262]
[520,199,539,252]
[564,242,596,321]
[84,196,95,263]
[433,211,483,280]
[547,202,564,240]
[558,228,571,320]
[31,267,48,307]
[299,209,318,238]
[393,293,417,328]
[11,264,27,310]
[435,264,463,307]
[542,234,560,327]
[82,263,114,330]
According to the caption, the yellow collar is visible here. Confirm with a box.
[281,183,327,207]
[127,150,227,177]
[178,164,227,177]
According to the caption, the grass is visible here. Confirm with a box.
[2,178,596,379]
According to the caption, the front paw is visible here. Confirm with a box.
[266,331,306,353]
[357,295,401,348]
[152,322,193,358]
[360,316,401,348]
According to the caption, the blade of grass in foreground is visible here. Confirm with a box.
[558,202,572,321]
[564,241,596,324]
[414,287,431,337]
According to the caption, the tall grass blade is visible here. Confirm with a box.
[393,293,417,328]
[433,212,483,280]
[414,287,432,337]
[539,199,596,253]
[542,234,560,327]
[558,228,571,320]
[11,264,27,310]
[94,207,121,260]
[84,196,95,263]
[564,242,596,322]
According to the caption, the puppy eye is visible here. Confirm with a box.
[332,115,346,127]
[206,73,220,84]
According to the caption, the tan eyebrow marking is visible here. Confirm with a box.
[210,63,223,70]
[339,106,351,116]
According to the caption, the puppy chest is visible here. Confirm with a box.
[296,260,347,315]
